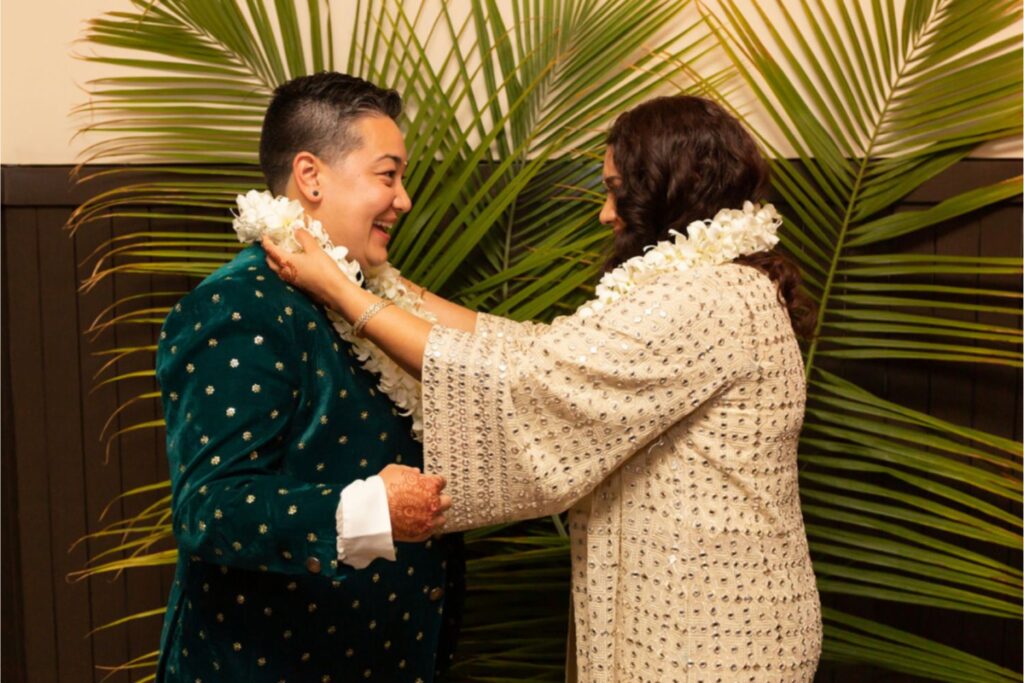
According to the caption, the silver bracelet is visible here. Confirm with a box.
[352,299,394,337]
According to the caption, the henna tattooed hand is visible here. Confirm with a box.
[263,229,347,308]
[378,464,451,542]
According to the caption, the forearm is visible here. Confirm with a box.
[399,276,477,332]
[327,277,432,379]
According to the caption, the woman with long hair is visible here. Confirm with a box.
[264,94,822,681]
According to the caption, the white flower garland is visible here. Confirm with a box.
[232,191,782,439]
[233,190,435,441]
[577,201,781,318]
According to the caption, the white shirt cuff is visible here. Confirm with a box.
[335,475,396,569]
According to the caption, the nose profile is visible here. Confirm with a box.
[599,194,616,226]
[395,182,413,213]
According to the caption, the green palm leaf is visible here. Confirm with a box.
[708,0,1022,677]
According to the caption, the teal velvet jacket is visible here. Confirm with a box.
[155,246,463,682]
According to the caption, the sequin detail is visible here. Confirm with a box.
[423,264,821,681]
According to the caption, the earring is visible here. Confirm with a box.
[312,189,320,197]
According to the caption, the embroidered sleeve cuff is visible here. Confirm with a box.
[335,475,396,569]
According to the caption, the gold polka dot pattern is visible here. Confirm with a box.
[156,246,464,681]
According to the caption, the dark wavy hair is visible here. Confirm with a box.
[605,95,817,338]
[259,72,402,194]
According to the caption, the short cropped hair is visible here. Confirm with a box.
[259,72,403,194]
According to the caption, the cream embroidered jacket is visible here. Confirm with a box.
[423,263,822,682]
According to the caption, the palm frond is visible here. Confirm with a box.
[709,0,1022,676]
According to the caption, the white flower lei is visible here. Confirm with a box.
[232,191,782,438]
[577,201,782,318]
[232,190,435,441]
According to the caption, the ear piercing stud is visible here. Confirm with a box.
[312,190,320,197]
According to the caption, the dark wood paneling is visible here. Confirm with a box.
[2,199,27,683]
[1,162,1021,683]
[973,203,1024,674]
[2,166,186,682]
[75,214,133,674]
[2,166,228,207]
[5,204,60,682]
[111,213,170,675]
[38,205,95,682]
[904,159,1022,202]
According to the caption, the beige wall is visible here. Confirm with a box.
[2,0,1020,164]
[2,0,133,164]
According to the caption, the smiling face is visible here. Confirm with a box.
[296,114,411,270]
[599,146,626,235]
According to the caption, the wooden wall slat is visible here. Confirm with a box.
[37,206,95,682]
[904,159,1023,202]
[931,209,990,663]
[5,206,60,682]
[75,215,132,679]
[1,205,28,682]
[109,214,171,679]
[974,203,1024,675]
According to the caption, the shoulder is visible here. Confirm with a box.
[596,263,762,324]
[644,262,771,301]
[164,247,320,331]
[576,263,780,356]
[158,246,317,371]
[184,245,316,314]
